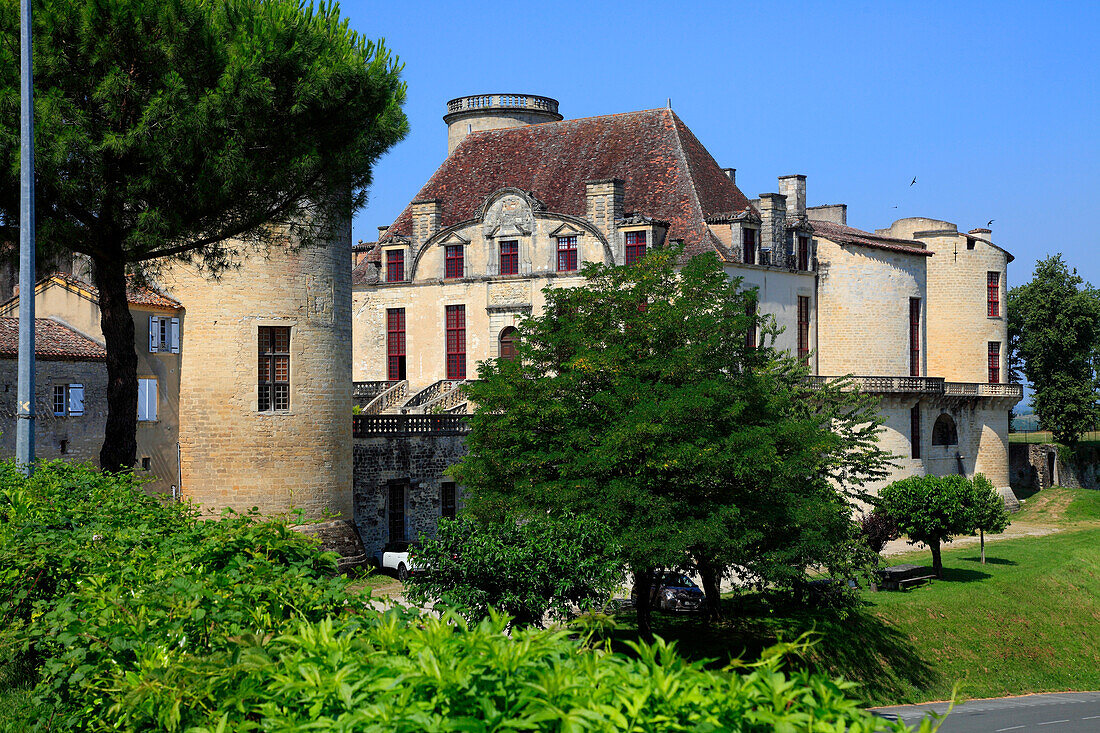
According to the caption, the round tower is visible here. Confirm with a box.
[444,94,562,154]
[159,225,353,521]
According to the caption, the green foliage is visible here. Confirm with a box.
[453,248,891,610]
[970,474,1010,536]
[879,474,1011,577]
[405,513,625,627]
[1008,255,1100,445]
[0,463,928,731]
[0,461,362,729]
[102,615,931,732]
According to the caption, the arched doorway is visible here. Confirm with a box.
[499,326,519,361]
[931,413,958,446]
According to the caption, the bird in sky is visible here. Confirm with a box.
[987,219,995,226]
[910,176,917,186]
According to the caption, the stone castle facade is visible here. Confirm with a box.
[350,94,1021,551]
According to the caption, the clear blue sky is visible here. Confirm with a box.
[341,0,1100,289]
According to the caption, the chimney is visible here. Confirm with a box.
[722,168,736,184]
[377,225,389,240]
[777,175,806,218]
[585,178,624,238]
[757,193,787,255]
[806,204,847,226]
[410,200,442,246]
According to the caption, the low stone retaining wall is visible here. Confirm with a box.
[1010,442,1100,491]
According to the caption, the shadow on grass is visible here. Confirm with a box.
[936,566,993,583]
[609,594,938,704]
[958,556,1017,566]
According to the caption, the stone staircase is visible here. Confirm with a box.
[353,379,469,415]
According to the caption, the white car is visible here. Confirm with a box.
[373,541,426,581]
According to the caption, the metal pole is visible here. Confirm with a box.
[16,0,35,475]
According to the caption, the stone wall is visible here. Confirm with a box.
[1010,442,1100,492]
[353,433,467,555]
[160,225,353,521]
[0,358,107,467]
[815,238,927,377]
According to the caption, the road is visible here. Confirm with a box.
[872,692,1100,732]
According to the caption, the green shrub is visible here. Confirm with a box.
[1,463,931,731]
[405,512,625,627]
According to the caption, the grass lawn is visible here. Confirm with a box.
[1008,429,1100,447]
[611,488,1100,706]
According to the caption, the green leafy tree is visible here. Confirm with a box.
[404,513,624,627]
[0,0,407,470]
[1008,255,1100,446]
[452,248,892,635]
[879,475,978,578]
[970,473,1010,564]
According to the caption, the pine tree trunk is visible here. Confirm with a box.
[930,539,943,579]
[697,560,723,623]
[980,529,986,564]
[94,256,138,472]
[633,566,655,641]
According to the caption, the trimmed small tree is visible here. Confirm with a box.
[404,513,624,628]
[879,475,975,578]
[970,473,1011,564]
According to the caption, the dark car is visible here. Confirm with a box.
[631,572,705,613]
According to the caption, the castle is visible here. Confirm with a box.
[0,92,1022,558]
[349,94,1021,550]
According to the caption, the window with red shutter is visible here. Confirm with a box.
[797,296,810,365]
[743,228,757,265]
[385,249,404,282]
[446,305,466,379]
[557,236,578,272]
[499,241,518,275]
[445,245,464,279]
[625,231,646,265]
[910,298,921,377]
[386,308,406,381]
[988,271,1000,317]
[988,341,1001,384]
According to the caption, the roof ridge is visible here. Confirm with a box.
[665,109,709,242]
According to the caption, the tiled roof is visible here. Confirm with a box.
[384,108,754,261]
[38,272,182,310]
[352,258,379,286]
[0,317,106,361]
[810,220,934,257]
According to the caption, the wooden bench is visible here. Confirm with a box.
[878,564,935,591]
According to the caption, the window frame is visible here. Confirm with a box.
[137,377,158,422]
[797,295,810,365]
[797,235,810,271]
[445,305,466,380]
[987,271,1001,318]
[386,308,406,381]
[988,341,1001,384]
[911,405,921,458]
[444,244,464,279]
[258,325,291,412]
[388,481,406,543]
[624,230,647,266]
[385,248,405,283]
[556,235,578,272]
[499,240,519,276]
[53,384,67,416]
[742,227,757,266]
[909,297,921,377]
[441,481,457,519]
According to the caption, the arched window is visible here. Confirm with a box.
[931,414,958,446]
[499,327,519,361]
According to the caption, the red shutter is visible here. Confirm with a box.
[499,241,518,275]
[387,309,406,380]
[386,250,404,282]
[909,298,921,377]
[988,342,1001,384]
[625,231,646,265]
[557,236,578,272]
[987,272,1000,317]
[445,245,464,279]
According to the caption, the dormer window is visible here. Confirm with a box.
[743,228,757,265]
[445,244,464,279]
[557,236,578,272]
[499,241,519,275]
[385,249,405,282]
[625,231,647,265]
[797,236,810,271]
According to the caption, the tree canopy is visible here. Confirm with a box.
[1008,254,1100,445]
[452,249,892,633]
[0,0,407,469]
